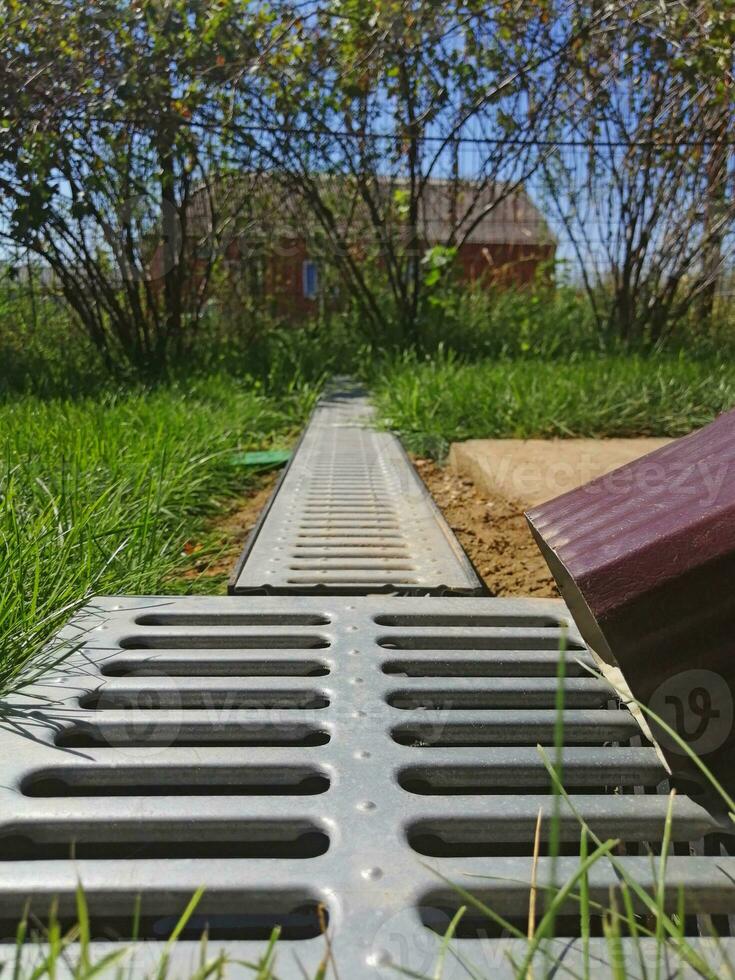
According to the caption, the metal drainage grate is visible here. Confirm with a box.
[229,385,483,595]
[1,595,734,978]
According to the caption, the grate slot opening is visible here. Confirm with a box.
[292,555,411,563]
[287,577,422,586]
[420,902,727,939]
[302,507,394,513]
[21,767,330,797]
[298,520,399,525]
[375,614,564,628]
[288,563,415,572]
[391,723,640,748]
[379,636,585,651]
[296,533,406,540]
[293,549,411,557]
[387,689,609,710]
[401,780,653,796]
[0,825,329,861]
[101,659,330,678]
[406,819,689,857]
[304,494,384,500]
[80,690,330,710]
[409,831,668,858]
[399,767,662,795]
[56,725,331,748]
[0,899,328,942]
[382,658,592,678]
[298,531,402,537]
[304,502,384,507]
[134,614,331,626]
[119,635,330,650]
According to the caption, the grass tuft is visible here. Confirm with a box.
[370,350,735,456]
[0,377,316,691]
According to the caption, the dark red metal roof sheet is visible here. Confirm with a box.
[526,407,735,794]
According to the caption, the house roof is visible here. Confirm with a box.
[415,179,554,246]
[186,174,555,247]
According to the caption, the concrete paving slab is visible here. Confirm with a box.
[448,437,673,508]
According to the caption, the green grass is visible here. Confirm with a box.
[5,888,288,978]
[0,376,316,693]
[370,351,735,456]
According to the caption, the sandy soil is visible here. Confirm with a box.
[413,457,558,598]
[449,437,672,508]
[177,471,279,584]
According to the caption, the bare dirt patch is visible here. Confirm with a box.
[177,470,279,584]
[413,458,558,598]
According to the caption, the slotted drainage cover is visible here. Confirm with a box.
[2,595,734,978]
[230,385,483,595]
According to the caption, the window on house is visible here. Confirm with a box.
[249,253,265,293]
[302,260,319,299]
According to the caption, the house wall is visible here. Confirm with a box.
[455,242,556,286]
[259,239,555,311]
[263,238,317,317]
[154,236,555,316]
[220,236,318,318]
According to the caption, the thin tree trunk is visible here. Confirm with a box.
[698,112,729,321]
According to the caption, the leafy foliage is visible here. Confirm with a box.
[0,377,314,693]
[371,349,735,456]
[1,0,734,363]
[0,0,268,372]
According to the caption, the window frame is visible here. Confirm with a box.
[302,259,319,300]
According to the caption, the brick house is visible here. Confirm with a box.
[178,177,555,318]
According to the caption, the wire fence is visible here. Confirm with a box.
[2,133,734,314]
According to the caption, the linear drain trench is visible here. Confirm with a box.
[230,386,482,594]
[4,387,734,973]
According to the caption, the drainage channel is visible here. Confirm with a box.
[1,595,734,978]
[3,383,735,978]
[229,382,483,595]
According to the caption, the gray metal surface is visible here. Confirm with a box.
[1,595,734,978]
[230,385,483,594]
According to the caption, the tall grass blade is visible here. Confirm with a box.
[579,829,590,979]
[154,887,206,980]
[654,791,677,980]
[537,747,721,979]
[433,905,465,980]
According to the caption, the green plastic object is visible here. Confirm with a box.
[229,450,291,470]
